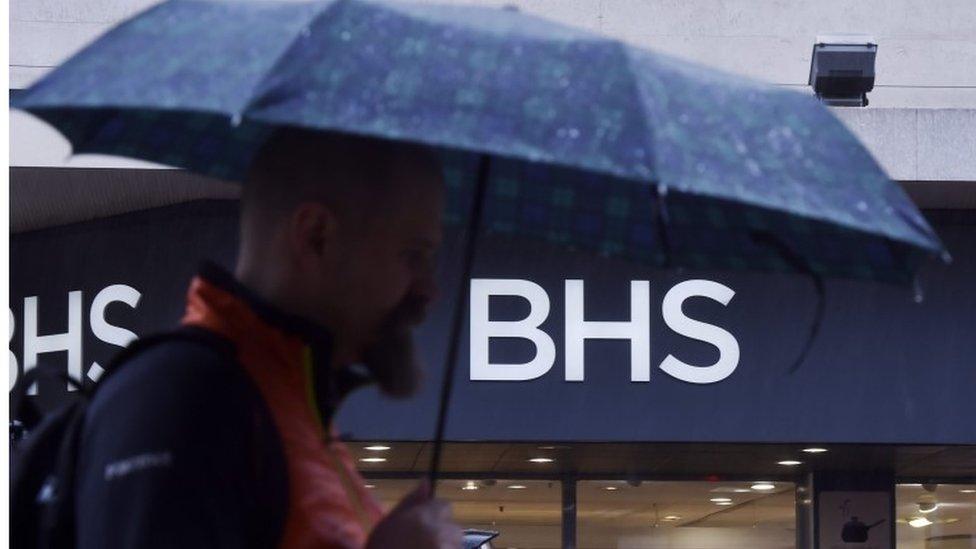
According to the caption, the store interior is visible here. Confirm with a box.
[351,442,976,548]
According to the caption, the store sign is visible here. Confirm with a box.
[10,201,976,444]
[9,284,142,392]
[470,278,738,384]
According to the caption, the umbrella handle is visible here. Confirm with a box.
[428,154,492,495]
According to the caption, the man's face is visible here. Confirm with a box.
[326,157,444,396]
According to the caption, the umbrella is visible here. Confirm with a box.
[12,0,948,489]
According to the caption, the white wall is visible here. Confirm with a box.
[12,0,976,107]
[9,0,976,227]
[12,0,976,181]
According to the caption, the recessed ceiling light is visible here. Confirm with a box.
[462,482,479,491]
[908,517,932,528]
[751,483,776,491]
[604,486,619,491]
[508,485,527,490]
[710,497,732,503]
[960,489,976,494]
[716,501,734,506]
[663,515,682,521]
[364,445,391,451]
[364,484,376,489]
[528,457,554,463]
[918,502,939,514]
[733,488,752,493]
[802,447,828,454]
[777,460,803,466]
[359,457,387,463]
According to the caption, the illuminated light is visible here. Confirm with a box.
[364,445,391,451]
[604,486,619,491]
[364,484,376,489]
[359,457,387,463]
[901,484,923,488]
[918,502,939,514]
[710,498,732,503]
[733,489,752,493]
[716,501,734,506]
[960,489,976,494]
[508,485,527,490]
[777,460,803,466]
[663,515,682,521]
[528,458,554,464]
[908,517,932,528]
[462,482,479,491]
[751,483,776,491]
[802,447,828,454]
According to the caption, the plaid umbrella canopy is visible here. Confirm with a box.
[12,0,950,485]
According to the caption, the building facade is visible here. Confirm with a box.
[10,1,976,548]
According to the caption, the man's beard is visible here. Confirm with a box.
[360,296,428,398]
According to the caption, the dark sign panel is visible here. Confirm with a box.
[10,201,976,444]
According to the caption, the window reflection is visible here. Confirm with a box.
[578,480,796,548]
[365,478,561,548]
[897,483,976,548]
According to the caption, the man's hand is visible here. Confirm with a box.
[367,481,463,549]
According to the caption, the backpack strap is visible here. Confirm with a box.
[10,326,236,432]
[95,325,236,390]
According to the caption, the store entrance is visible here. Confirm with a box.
[365,478,796,549]
[353,442,975,548]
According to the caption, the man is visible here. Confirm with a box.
[75,129,462,548]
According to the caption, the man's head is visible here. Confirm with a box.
[238,128,444,398]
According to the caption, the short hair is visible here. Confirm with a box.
[241,127,439,235]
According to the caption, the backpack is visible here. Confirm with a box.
[9,327,233,549]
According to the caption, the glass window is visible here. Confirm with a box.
[578,480,796,548]
[365,478,562,548]
[897,483,976,549]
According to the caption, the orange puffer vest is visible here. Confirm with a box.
[182,265,384,549]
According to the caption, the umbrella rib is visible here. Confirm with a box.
[751,231,827,373]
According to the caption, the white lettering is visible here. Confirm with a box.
[89,285,142,382]
[9,309,18,391]
[470,279,556,381]
[565,280,651,382]
[660,280,739,384]
[24,291,83,394]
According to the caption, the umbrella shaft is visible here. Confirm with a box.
[429,154,491,494]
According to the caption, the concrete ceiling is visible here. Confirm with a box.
[10,167,239,233]
[10,166,975,235]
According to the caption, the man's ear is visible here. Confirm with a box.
[288,202,338,264]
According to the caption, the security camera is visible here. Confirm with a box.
[808,34,877,107]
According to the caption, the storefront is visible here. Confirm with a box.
[9,170,976,548]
